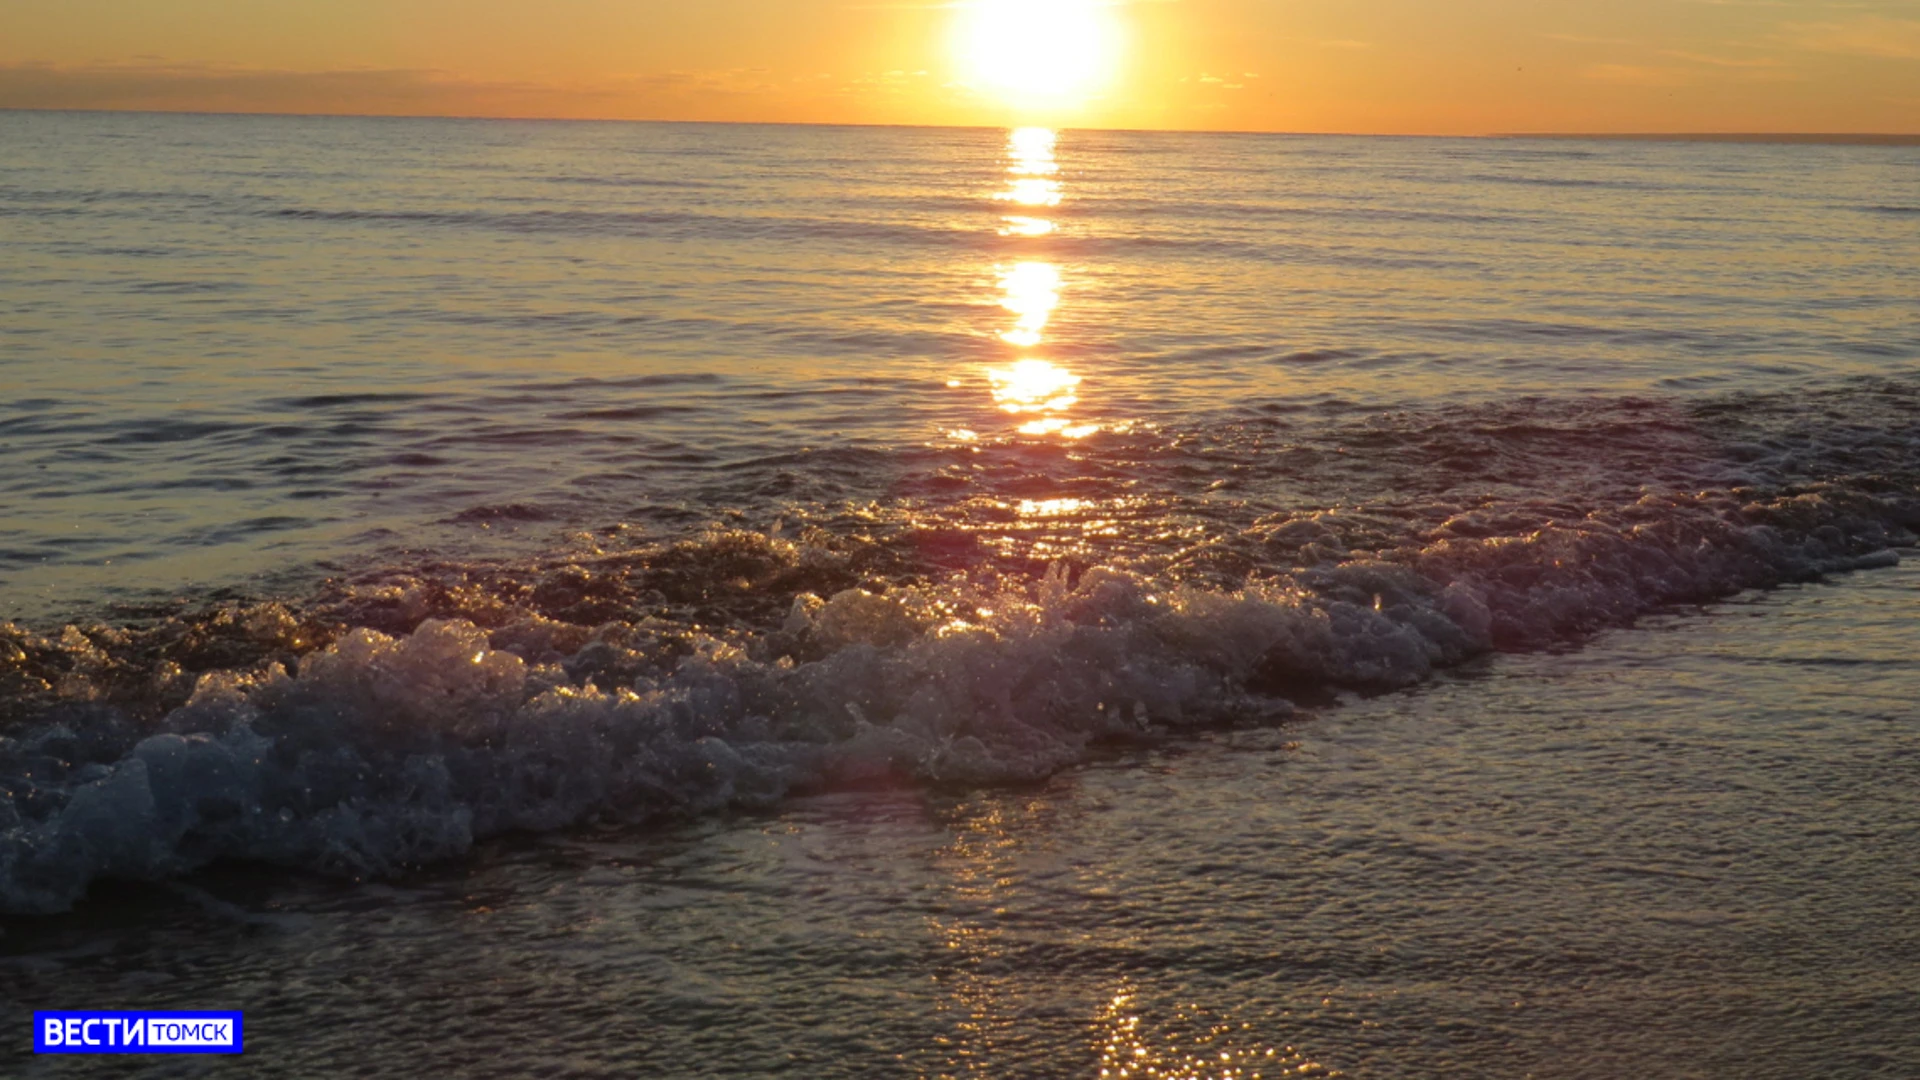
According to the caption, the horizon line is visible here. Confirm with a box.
[4,106,1918,145]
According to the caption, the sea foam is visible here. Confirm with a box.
[2,476,1912,912]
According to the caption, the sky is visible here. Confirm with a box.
[1,0,1917,133]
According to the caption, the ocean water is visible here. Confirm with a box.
[1,112,1918,1073]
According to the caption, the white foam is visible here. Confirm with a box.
[1,483,1912,913]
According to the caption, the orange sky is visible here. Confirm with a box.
[1,0,1916,133]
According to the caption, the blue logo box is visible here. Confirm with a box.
[35,1012,244,1055]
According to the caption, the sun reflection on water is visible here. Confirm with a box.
[989,357,1079,414]
[1017,415,1101,439]
[996,128,1064,216]
[998,262,1061,347]
[925,798,1027,1076]
[1095,989,1344,1080]
[918,792,1341,1078]
[998,178,1064,208]
[1017,497,1090,517]
[1000,215,1058,238]
[1008,126,1061,173]
[975,128,1101,441]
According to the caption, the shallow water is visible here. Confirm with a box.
[5,559,1915,1078]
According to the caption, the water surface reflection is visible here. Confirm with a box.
[1094,988,1342,1079]
[979,128,1097,441]
[998,262,1061,348]
[996,126,1064,211]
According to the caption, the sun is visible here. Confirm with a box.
[954,0,1121,109]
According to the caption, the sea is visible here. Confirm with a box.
[1,111,1917,1077]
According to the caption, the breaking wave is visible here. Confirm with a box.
[2,381,1917,913]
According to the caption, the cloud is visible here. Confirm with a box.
[1267,35,1373,50]
[0,61,605,116]
[0,60,798,119]
[1785,15,1920,58]
[1660,49,1787,68]
[832,68,935,97]
[1581,63,1691,86]
[1659,49,1802,79]
[1542,33,1641,47]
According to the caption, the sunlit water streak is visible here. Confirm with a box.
[0,112,1918,1075]
[982,129,1100,442]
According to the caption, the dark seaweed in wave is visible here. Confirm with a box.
[1,379,1916,912]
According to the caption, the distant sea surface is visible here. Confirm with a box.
[2,112,1917,1076]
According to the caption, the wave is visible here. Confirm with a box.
[2,442,1914,911]
[265,204,984,252]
